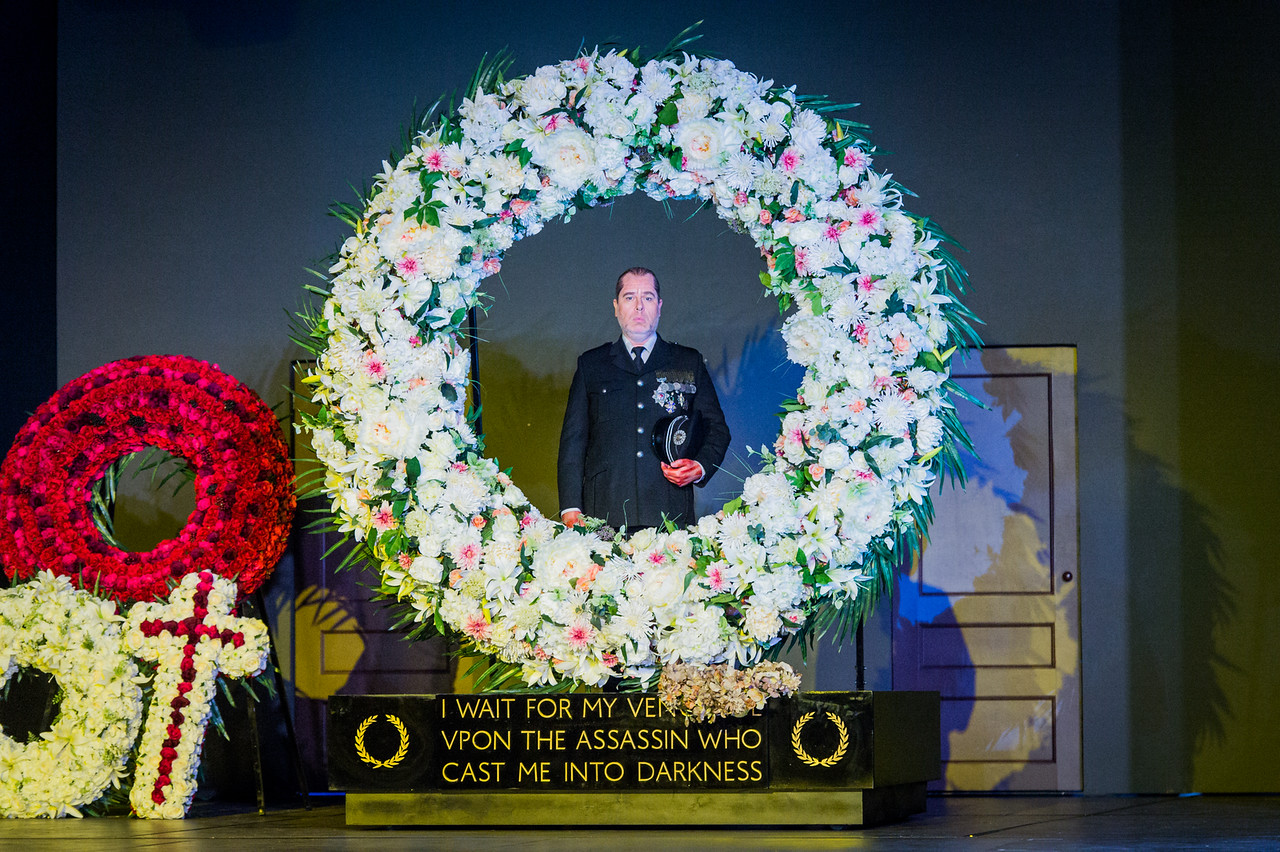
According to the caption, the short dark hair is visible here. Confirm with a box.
[615,266,661,298]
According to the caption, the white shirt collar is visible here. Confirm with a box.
[623,334,656,363]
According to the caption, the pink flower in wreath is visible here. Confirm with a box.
[778,147,802,173]
[794,246,812,276]
[843,147,869,171]
[565,619,597,651]
[463,611,492,642]
[422,148,445,171]
[855,205,882,231]
[454,539,482,571]
[360,351,387,381]
[395,255,419,278]
[707,564,731,593]
[372,502,397,532]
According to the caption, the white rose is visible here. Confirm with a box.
[818,443,851,471]
[786,219,827,246]
[676,89,712,120]
[357,405,416,459]
[673,118,724,171]
[409,555,444,584]
[530,126,599,191]
[643,568,688,626]
[419,226,468,282]
[782,314,834,367]
[837,227,867,267]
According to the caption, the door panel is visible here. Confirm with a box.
[893,347,1081,791]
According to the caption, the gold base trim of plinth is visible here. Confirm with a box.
[345,783,927,828]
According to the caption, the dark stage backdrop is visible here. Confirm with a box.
[49,1,1280,793]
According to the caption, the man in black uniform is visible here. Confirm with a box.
[558,267,731,531]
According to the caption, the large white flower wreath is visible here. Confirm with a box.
[298,40,978,698]
[0,572,145,818]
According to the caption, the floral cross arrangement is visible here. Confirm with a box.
[0,356,291,818]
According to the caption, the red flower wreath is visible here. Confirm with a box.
[0,355,294,602]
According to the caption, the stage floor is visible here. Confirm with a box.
[2,794,1277,850]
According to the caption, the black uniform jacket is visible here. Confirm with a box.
[557,335,730,530]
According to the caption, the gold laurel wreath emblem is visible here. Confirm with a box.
[791,711,850,767]
[354,714,410,769]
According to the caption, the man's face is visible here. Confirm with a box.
[613,272,662,342]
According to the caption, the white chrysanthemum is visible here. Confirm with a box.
[788,108,827,153]
[915,414,945,452]
[656,605,728,664]
[869,439,913,478]
[459,92,510,150]
[871,394,911,437]
[511,66,568,115]
[749,566,806,613]
[753,163,786,198]
[443,467,489,517]
[583,91,634,140]
[754,100,791,148]
[721,149,763,191]
[906,366,941,393]
[637,61,676,102]
[599,52,637,85]
[741,471,795,518]
[742,604,783,643]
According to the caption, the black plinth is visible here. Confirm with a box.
[328,690,939,827]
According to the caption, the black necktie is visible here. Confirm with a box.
[631,345,645,370]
